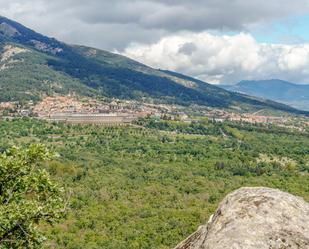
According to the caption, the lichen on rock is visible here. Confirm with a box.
[174,187,309,249]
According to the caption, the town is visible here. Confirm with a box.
[0,96,308,129]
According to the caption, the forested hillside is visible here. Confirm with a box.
[0,16,305,114]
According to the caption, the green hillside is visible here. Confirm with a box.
[0,16,306,114]
[0,42,95,101]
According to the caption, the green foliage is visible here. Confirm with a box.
[0,118,308,248]
[135,118,221,135]
[0,144,64,249]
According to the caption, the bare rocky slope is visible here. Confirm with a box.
[174,187,309,249]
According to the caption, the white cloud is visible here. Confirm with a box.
[2,0,309,83]
[278,45,309,71]
[123,32,309,84]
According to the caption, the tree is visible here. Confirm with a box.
[0,144,64,248]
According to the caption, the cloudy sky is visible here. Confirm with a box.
[1,0,309,84]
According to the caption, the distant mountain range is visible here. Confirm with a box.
[220,80,309,111]
[0,16,306,114]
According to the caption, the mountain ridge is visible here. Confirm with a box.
[0,16,307,114]
[220,79,309,111]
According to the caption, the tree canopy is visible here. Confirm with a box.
[0,144,64,248]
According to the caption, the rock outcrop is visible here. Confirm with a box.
[175,187,309,249]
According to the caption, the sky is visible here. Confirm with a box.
[1,0,309,84]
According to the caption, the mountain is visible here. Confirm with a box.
[220,80,309,111]
[0,16,306,114]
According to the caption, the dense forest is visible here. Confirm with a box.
[0,118,308,248]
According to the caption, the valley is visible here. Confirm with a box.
[1,13,309,249]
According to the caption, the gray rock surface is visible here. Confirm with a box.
[175,187,309,249]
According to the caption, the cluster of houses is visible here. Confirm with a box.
[0,101,32,117]
[31,96,153,124]
[204,109,288,124]
[32,96,166,117]
[0,97,308,127]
